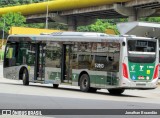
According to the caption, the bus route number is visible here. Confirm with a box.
[95,63,104,69]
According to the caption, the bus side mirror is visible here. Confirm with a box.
[122,42,125,46]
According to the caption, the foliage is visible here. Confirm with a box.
[1,0,160,34]
[77,17,160,34]
[77,19,119,34]
[0,0,49,7]
[0,50,4,60]
[48,22,68,30]
[27,22,68,30]
[141,17,160,23]
[27,23,45,29]
[0,12,26,33]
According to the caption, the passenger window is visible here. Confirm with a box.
[4,43,17,67]
[91,42,120,72]
[6,47,12,59]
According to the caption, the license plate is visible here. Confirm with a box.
[138,76,144,80]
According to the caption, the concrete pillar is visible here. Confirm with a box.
[114,4,156,22]
[67,16,96,31]
[128,9,138,22]
[128,16,137,22]
[50,13,96,31]
[137,8,156,18]
[114,4,137,21]
[50,14,77,31]
[50,13,68,24]
[68,16,77,31]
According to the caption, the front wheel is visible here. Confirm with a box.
[108,89,125,95]
[80,74,91,92]
[22,69,29,85]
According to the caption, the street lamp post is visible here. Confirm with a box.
[2,18,5,49]
[45,1,49,29]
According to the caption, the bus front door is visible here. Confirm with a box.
[34,43,45,81]
[61,44,72,83]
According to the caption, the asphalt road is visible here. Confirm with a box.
[0,62,160,118]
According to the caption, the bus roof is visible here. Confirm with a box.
[51,32,109,37]
[7,32,154,43]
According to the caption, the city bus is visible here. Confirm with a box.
[3,32,159,95]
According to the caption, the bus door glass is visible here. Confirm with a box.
[35,43,46,81]
[106,42,120,86]
[4,42,17,68]
[3,42,18,79]
[45,42,61,82]
[62,44,73,83]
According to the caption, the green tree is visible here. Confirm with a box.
[0,12,26,33]
[48,22,68,30]
[77,19,119,34]
[0,0,50,7]
[27,23,45,29]
[141,17,160,23]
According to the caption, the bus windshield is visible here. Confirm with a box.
[127,40,156,63]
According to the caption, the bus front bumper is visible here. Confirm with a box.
[119,78,158,89]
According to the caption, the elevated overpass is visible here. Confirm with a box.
[0,0,160,30]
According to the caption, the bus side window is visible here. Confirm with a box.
[4,44,17,67]
[72,54,77,62]
[107,42,120,72]
[6,47,15,59]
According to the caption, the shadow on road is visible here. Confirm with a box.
[0,92,158,110]
[0,81,146,98]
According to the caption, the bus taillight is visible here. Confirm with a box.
[122,63,128,79]
[153,65,159,79]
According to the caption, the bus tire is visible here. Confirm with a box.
[53,84,59,88]
[80,74,91,92]
[108,89,125,95]
[22,69,29,85]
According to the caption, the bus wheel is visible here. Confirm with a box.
[80,74,90,92]
[53,84,59,88]
[22,69,29,85]
[108,89,125,95]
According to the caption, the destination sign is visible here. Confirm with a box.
[136,41,147,47]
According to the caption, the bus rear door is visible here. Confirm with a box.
[34,43,45,81]
[61,44,73,83]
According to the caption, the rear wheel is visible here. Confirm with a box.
[53,84,59,88]
[22,69,29,85]
[80,74,91,92]
[108,89,125,95]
